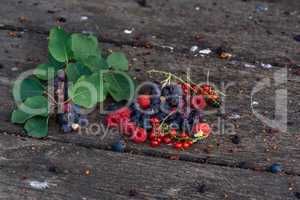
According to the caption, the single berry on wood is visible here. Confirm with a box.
[112,139,126,152]
[231,135,241,144]
[269,163,282,173]
[197,183,207,193]
[294,192,300,199]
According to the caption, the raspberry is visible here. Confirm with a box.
[120,120,136,136]
[193,123,211,137]
[137,95,151,109]
[131,127,147,143]
[115,107,131,119]
[191,95,207,110]
[106,114,120,128]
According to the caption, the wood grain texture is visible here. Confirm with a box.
[0,29,299,175]
[0,0,299,67]
[1,133,300,200]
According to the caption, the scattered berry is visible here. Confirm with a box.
[112,139,126,152]
[269,163,282,173]
[197,183,207,193]
[231,135,241,144]
[294,192,300,199]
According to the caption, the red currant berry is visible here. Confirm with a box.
[173,142,183,149]
[182,142,190,149]
[137,95,151,109]
[148,132,156,140]
[179,133,188,138]
[150,140,160,147]
[156,137,162,143]
[163,136,172,144]
[169,129,177,137]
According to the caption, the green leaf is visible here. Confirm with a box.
[48,27,72,62]
[89,72,108,102]
[25,116,48,138]
[66,62,91,83]
[11,96,48,124]
[71,33,103,71]
[69,72,107,108]
[34,63,63,80]
[68,76,97,108]
[13,77,44,103]
[82,55,108,71]
[104,71,133,101]
[48,52,64,67]
[107,52,128,71]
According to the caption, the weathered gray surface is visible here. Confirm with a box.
[1,133,300,200]
[0,29,300,176]
[0,0,300,67]
[0,0,300,199]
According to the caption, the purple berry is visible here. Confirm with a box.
[62,124,72,133]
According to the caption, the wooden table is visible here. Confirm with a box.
[0,0,300,199]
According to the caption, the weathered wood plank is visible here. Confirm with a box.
[1,133,300,200]
[0,0,299,67]
[0,29,299,175]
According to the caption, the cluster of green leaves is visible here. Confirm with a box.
[11,27,134,138]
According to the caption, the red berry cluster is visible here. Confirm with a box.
[106,82,219,150]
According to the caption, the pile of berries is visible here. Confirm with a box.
[106,82,220,150]
[54,70,88,133]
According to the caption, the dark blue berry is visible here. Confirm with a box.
[231,135,241,144]
[57,114,66,125]
[78,117,89,126]
[269,163,282,173]
[294,35,300,42]
[112,139,126,152]
[294,192,300,199]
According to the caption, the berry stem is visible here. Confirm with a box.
[147,70,197,92]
